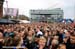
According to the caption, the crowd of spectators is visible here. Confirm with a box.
[0,22,75,49]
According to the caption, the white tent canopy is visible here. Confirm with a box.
[19,20,30,23]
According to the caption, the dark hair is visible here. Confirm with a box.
[12,36,21,46]
[4,37,13,46]
[70,33,75,36]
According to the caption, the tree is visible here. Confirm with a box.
[18,15,29,20]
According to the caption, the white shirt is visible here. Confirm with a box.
[37,31,43,36]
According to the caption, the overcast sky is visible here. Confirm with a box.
[3,0,75,19]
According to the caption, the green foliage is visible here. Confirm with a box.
[18,15,29,20]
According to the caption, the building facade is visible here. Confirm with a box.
[30,8,63,22]
[0,0,4,19]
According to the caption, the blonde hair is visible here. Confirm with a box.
[51,39,59,45]
[39,36,46,42]
[57,44,66,49]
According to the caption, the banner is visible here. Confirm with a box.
[4,8,19,16]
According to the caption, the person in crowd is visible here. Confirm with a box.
[53,36,59,40]
[63,31,70,44]
[0,22,75,49]
[3,28,15,38]
[36,28,43,36]
[33,36,48,49]
[49,39,59,49]
[58,29,64,43]
[57,44,66,49]
[66,32,75,49]
[0,32,4,49]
